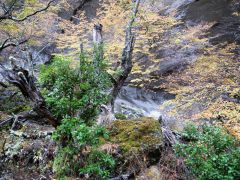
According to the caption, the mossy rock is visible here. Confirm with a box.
[7,105,31,114]
[109,117,162,152]
[115,113,127,120]
[108,117,163,174]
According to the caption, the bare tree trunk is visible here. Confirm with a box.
[90,1,140,114]
[0,60,59,127]
[93,23,103,45]
[93,23,104,76]
[109,0,140,111]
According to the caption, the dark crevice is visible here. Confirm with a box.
[70,0,91,22]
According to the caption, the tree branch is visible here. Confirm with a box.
[11,0,54,22]
[0,0,17,21]
[0,81,8,88]
[0,0,54,22]
[0,0,53,52]
[0,38,28,52]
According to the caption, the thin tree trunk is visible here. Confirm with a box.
[109,0,140,111]
[93,23,104,76]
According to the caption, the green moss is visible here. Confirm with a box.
[115,113,127,120]
[108,117,162,153]
[7,105,31,114]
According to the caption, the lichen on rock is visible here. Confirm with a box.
[109,117,162,152]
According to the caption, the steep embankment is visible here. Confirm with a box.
[1,0,238,136]
[0,0,239,179]
[0,0,239,136]
[74,0,240,137]
[157,0,240,137]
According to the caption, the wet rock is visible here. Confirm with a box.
[57,0,88,20]
[57,0,97,24]
[115,86,175,120]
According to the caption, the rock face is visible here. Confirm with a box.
[57,0,91,21]
[113,0,240,137]
[108,117,163,175]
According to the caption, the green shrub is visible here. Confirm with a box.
[42,48,115,179]
[39,51,111,124]
[52,117,115,179]
[174,124,240,180]
[80,150,115,179]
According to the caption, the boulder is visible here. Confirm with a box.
[108,117,163,175]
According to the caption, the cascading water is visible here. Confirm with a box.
[114,86,175,119]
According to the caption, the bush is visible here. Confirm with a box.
[80,150,115,178]
[52,117,115,179]
[174,124,240,180]
[40,48,115,179]
[39,51,111,123]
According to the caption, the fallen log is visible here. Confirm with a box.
[158,116,182,146]
[0,111,42,128]
[0,117,14,127]
[158,116,192,180]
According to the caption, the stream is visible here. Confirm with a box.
[115,86,175,119]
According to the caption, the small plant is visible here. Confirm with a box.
[80,150,115,179]
[115,113,127,120]
[174,124,240,180]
